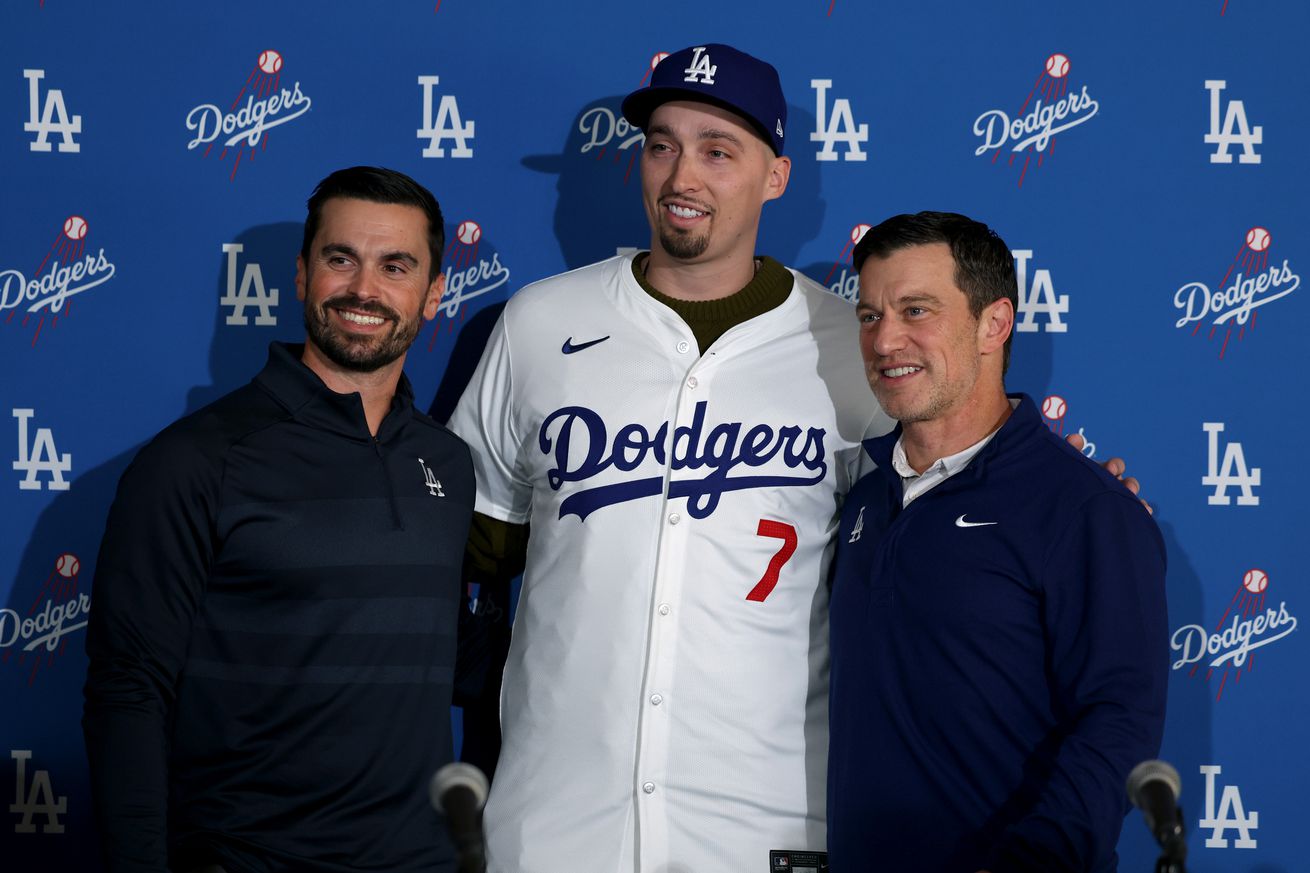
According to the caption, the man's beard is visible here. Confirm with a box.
[302,294,422,373]
[657,225,710,261]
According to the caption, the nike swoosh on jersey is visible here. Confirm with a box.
[561,335,611,354]
[955,514,998,528]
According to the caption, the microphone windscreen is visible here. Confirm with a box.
[1127,759,1181,807]
[431,762,490,814]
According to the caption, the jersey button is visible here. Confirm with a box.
[642,781,656,794]
[686,376,698,389]
[658,603,671,616]
[650,693,663,706]
[668,512,681,525]
[677,340,690,353]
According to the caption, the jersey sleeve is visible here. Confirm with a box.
[447,311,533,524]
[985,489,1169,872]
[81,434,221,872]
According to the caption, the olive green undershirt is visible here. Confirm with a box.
[631,252,794,354]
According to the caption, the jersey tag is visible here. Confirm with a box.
[769,849,828,872]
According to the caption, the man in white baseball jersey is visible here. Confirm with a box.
[450,43,879,872]
[449,44,1139,873]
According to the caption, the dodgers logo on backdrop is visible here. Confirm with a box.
[1202,421,1260,505]
[1,552,89,685]
[538,401,828,521]
[574,53,667,186]
[1,214,117,347]
[1012,249,1068,332]
[1173,227,1296,359]
[578,97,647,184]
[1204,79,1262,164]
[424,220,512,350]
[185,50,312,181]
[972,53,1099,186]
[1038,394,1097,458]
[1199,764,1259,848]
[1171,567,1294,701]
[23,69,81,153]
[819,223,871,302]
[811,79,868,162]
[9,750,66,835]
[221,243,279,326]
[417,75,475,158]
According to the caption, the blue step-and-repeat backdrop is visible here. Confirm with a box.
[3,1,1305,870]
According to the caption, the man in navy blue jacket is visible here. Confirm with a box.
[827,212,1167,872]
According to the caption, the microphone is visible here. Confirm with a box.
[1126,760,1187,866]
[430,762,489,873]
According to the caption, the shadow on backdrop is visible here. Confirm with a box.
[1156,518,1216,865]
[424,222,517,425]
[1,222,300,871]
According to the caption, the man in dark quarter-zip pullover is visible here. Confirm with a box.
[83,166,474,873]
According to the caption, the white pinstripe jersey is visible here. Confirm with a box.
[447,254,891,873]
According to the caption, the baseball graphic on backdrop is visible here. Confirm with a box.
[456,221,481,245]
[851,224,872,245]
[258,49,283,74]
[56,553,80,578]
[1045,53,1070,78]
[1242,568,1268,594]
[1246,226,1271,252]
[1041,395,1068,420]
[63,215,88,240]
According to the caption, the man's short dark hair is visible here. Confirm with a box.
[853,210,1019,372]
[301,166,445,281]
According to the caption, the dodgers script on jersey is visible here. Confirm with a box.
[448,254,891,872]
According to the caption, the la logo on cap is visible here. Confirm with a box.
[683,47,717,84]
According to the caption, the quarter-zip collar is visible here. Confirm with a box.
[253,342,417,444]
[863,393,1041,495]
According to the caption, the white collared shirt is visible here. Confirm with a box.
[891,400,1019,507]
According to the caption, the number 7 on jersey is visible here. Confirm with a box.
[746,519,798,602]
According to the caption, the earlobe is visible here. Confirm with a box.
[294,255,307,302]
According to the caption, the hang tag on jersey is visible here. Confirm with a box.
[769,849,828,872]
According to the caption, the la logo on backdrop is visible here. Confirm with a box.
[23,69,81,154]
[185,49,313,181]
[1,214,117,347]
[811,78,869,162]
[1173,227,1298,358]
[972,53,1099,186]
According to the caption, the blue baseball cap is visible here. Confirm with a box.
[621,44,787,156]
